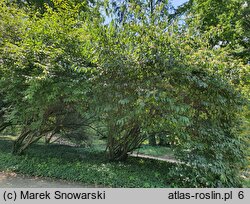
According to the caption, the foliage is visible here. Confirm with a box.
[0,0,97,154]
[0,0,249,187]
[91,0,248,185]
[0,138,173,188]
[178,0,250,186]
[1,137,249,187]
[106,0,172,24]
[136,145,175,157]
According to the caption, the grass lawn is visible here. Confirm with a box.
[135,145,175,158]
[92,139,175,158]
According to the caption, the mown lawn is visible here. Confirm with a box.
[0,137,175,188]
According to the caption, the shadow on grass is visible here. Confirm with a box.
[0,138,13,154]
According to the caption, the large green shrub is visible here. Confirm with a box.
[90,1,248,185]
[0,0,248,187]
[0,0,97,154]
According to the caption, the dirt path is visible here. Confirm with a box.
[129,153,180,163]
[0,172,96,188]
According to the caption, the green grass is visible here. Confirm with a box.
[91,139,106,151]
[135,145,175,158]
[92,140,175,158]
[0,138,175,187]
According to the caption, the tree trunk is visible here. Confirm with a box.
[107,124,144,161]
[12,130,31,155]
[0,122,11,132]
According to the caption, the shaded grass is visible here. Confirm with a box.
[91,140,175,157]
[0,138,174,187]
[135,144,175,157]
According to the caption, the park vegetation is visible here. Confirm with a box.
[0,0,249,187]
